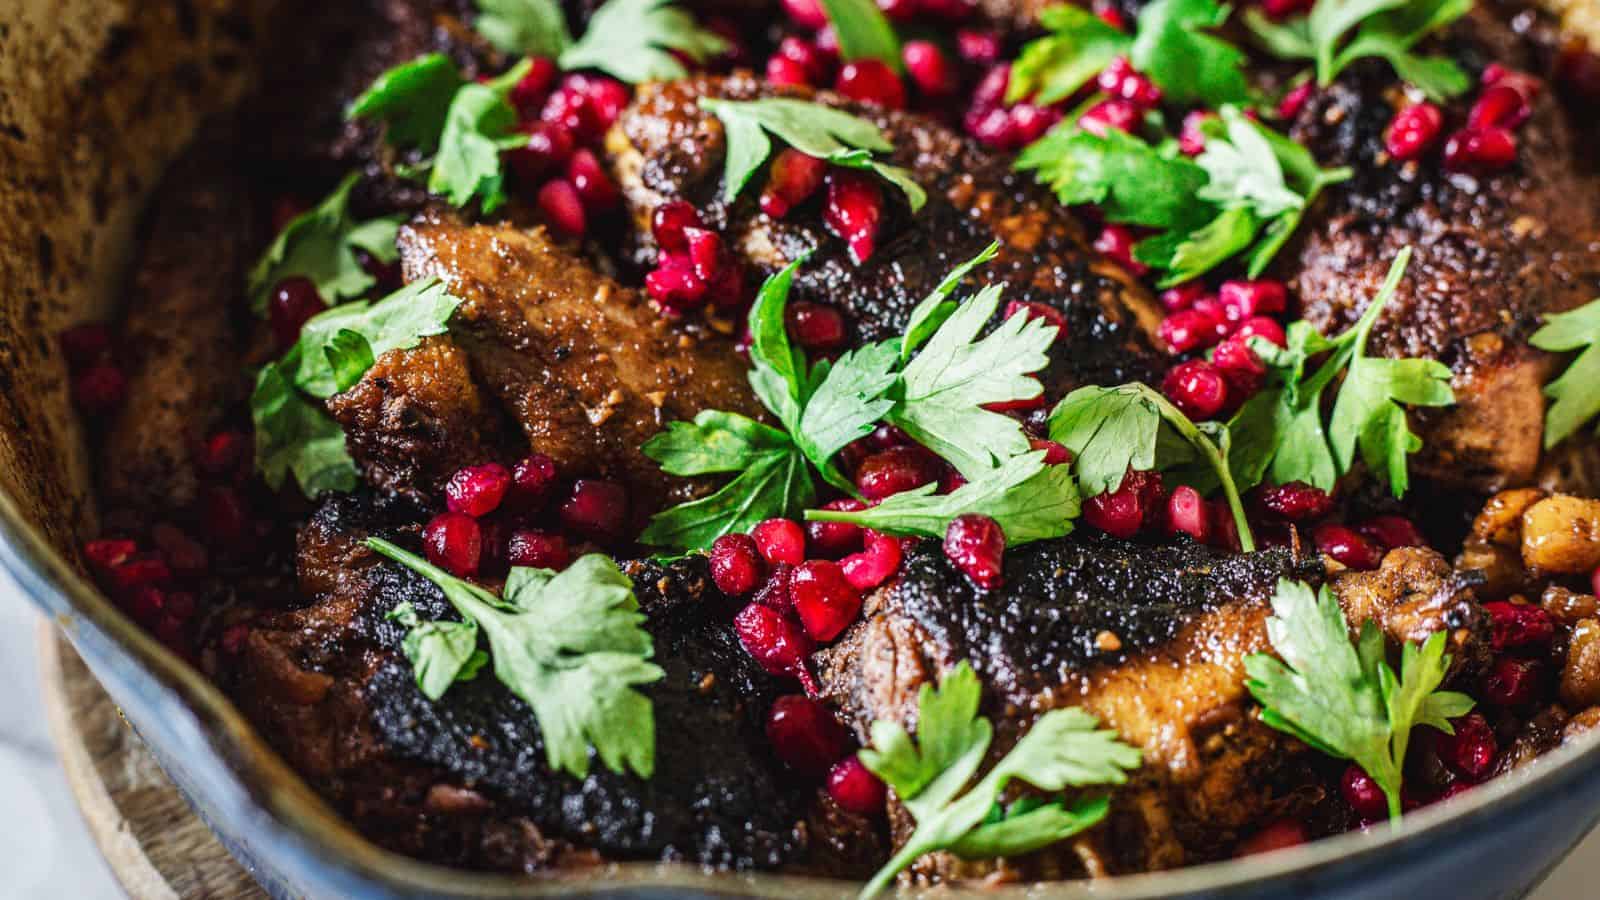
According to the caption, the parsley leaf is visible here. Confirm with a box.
[346,54,466,154]
[386,601,488,699]
[804,450,1081,545]
[1015,127,1211,231]
[368,539,665,780]
[1008,5,1133,105]
[250,360,360,498]
[1245,578,1474,823]
[817,0,902,71]
[428,65,528,213]
[247,173,404,315]
[474,0,572,58]
[1048,382,1256,551]
[559,0,726,84]
[857,662,1141,898]
[1530,297,1600,449]
[1131,0,1253,107]
[698,98,926,212]
[1245,0,1471,99]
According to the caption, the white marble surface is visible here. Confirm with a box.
[1,574,1598,899]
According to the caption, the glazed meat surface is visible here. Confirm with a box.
[610,73,1167,400]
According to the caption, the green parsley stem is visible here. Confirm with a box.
[1146,390,1256,553]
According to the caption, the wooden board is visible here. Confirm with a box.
[37,626,265,900]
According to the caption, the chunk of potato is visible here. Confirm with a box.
[1521,495,1600,574]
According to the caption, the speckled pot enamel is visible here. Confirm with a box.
[2,1,1599,897]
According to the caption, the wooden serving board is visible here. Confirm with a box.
[37,626,265,900]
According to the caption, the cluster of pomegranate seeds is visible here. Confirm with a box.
[856,445,944,500]
[502,64,631,238]
[1083,469,1164,540]
[943,514,1005,589]
[760,148,828,219]
[60,323,128,416]
[1311,523,1385,570]
[1256,481,1334,521]
[1276,81,1316,120]
[1340,764,1389,821]
[1440,66,1541,174]
[1434,712,1499,781]
[1484,600,1556,653]
[1483,656,1545,708]
[645,200,748,313]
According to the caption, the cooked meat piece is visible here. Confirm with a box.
[98,131,254,515]
[609,73,1166,399]
[1281,7,1600,493]
[817,535,1484,882]
[230,492,812,872]
[390,212,765,519]
[1329,546,1486,668]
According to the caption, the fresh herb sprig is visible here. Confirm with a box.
[471,0,726,83]
[1245,578,1474,824]
[1047,382,1256,551]
[817,0,902,71]
[698,98,926,213]
[1530,297,1600,450]
[857,662,1142,898]
[1245,0,1472,100]
[247,173,404,315]
[369,539,664,780]
[1223,249,1455,498]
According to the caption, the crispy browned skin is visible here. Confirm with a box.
[610,73,1166,400]
[392,212,765,518]
[98,134,253,514]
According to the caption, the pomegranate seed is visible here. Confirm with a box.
[766,54,813,87]
[510,454,558,508]
[1218,279,1287,320]
[59,324,112,369]
[83,538,138,571]
[202,486,250,545]
[1312,523,1384,570]
[508,57,559,119]
[1211,498,1241,551]
[268,277,326,350]
[1468,84,1530,131]
[1277,81,1315,119]
[1341,765,1389,820]
[815,26,840,60]
[1484,656,1544,708]
[1159,308,1229,354]
[765,695,846,775]
[782,0,828,28]
[777,36,830,83]
[869,424,911,449]
[704,264,748,310]
[1385,103,1444,161]
[790,560,864,641]
[1029,438,1073,465]
[537,179,587,237]
[1077,99,1141,137]
[124,585,166,624]
[710,533,767,596]
[477,519,508,577]
[735,603,817,689]
[981,392,1046,413]
[828,756,888,814]
[1212,334,1267,393]
[857,446,943,501]
[1442,127,1517,173]
[957,30,1002,65]
[1482,66,1543,103]
[423,512,483,577]
[1009,104,1061,145]
[1160,282,1205,313]
[1093,0,1129,30]
[808,499,866,558]
[1097,57,1162,108]
[902,40,955,96]
[970,64,1011,109]
[196,430,247,477]
[1093,224,1148,275]
[1484,601,1555,652]
[1084,471,1156,539]
[572,74,629,131]
[1235,819,1307,857]
[509,121,576,183]
[1235,316,1287,348]
[1357,515,1426,549]
[1261,0,1314,18]
[752,518,807,565]
[652,201,703,256]
[540,86,599,139]
[1179,110,1215,155]
[559,479,629,541]
[645,262,708,310]
[786,301,847,350]
[754,563,795,610]
[687,229,725,282]
[965,105,1022,149]
[1162,359,1229,420]
[835,60,906,110]
[761,149,827,219]
[1166,486,1211,542]
[1191,295,1230,331]
[1435,713,1497,781]
[1256,481,1332,521]
[841,530,904,590]
[944,514,1006,590]
[566,150,619,212]
[876,0,918,21]
[1002,301,1068,340]
[824,171,885,264]
[445,463,512,517]
[506,529,570,570]
[110,556,171,592]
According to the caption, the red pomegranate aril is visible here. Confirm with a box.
[835,59,906,110]
[1483,66,1542,102]
[1277,81,1315,119]
[766,54,813,87]
[815,25,840,59]
[202,486,251,545]
[1468,84,1529,131]
[683,228,724,281]
[1257,481,1333,521]
[1435,713,1497,781]
[1358,514,1426,550]
[710,533,767,596]
[1261,0,1315,18]
[59,323,112,369]
[1340,765,1389,820]
[559,479,629,541]
[705,265,748,310]
[268,277,327,350]
[782,0,828,28]
[423,512,483,576]
[445,463,512,517]
[1235,316,1287,348]
[652,200,703,255]
[754,563,795,610]
[824,171,884,264]
[970,64,1011,109]
[537,179,587,237]
[790,560,863,641]
[196,430,247,477]
[736,604,817,689]
[506,529,571,570]
[957,29,1002,64]
[1083,473,1152,540]
[1212,334,1267,390]
[1162,359,1229,420]
[842,530,904,590]
[1160,309,1228,354]
[84,538,138,572]
[828,756,888,814]
[1312,523,1384,570]
[1092,0,1128,30]
[777,36,829,82]
[1442,127,1517,173]
[1385,102,1444,161]
[1030,438,1073,466]
[566,149,619,211]
[966,105,1022,149]
[808,499,866,558]
[1235,819,1307,857]
[1484,600,1555,652]
[1160,282,1205,313]
[761,149,827,219]
[786,301,847,350]
[903,40,956,96]
[110,556,171,592]
[981,391,1046,413]
[509,121,576,183]
[1179,110,1215,155]
[1078,98,1141,138]
[539,86,596,139]
[1484,656,1544,708]
[125,585,166,624]
[765,694,846,776]
[1009,103,1061,145]
[1093,224,1148,276]
[645,263,707,310]
[1166,486,1211,542]
[1097,57,1162,108]
[1004,300,1068,340]
[944,514,1006,590]
[857,446,943,501]
[511,453,558,507]
[574,75,630,130]
[1211,498,1241,551]
[1218,279,1287,320]
[509,57,559,118]
[752,518,808,565]
[870,424,911,449]
[877,0,918,21]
